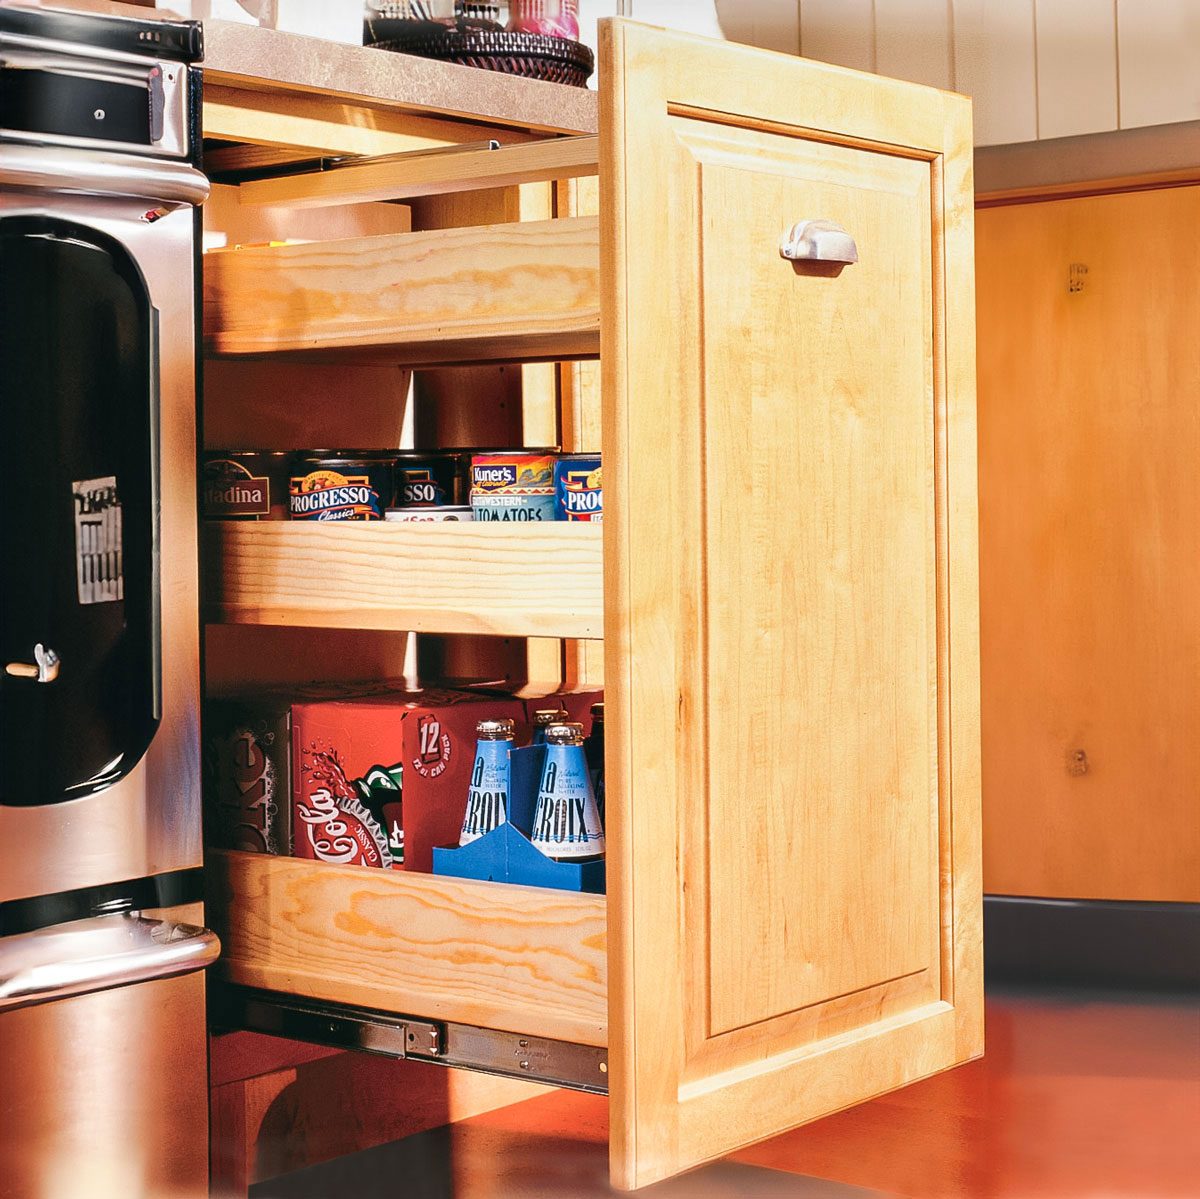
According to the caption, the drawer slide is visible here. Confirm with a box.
[212,985,609,1095]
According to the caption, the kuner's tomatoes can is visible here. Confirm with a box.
[289,452,396,521]
[469,450,558,522]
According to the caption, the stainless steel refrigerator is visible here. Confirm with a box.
[0,5,215,1196]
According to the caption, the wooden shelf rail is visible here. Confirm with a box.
[208,850,608,1047]
[238,134,600,209]
[204,216,600,364]
[203,521,604,639]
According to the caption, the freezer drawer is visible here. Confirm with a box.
[0,971,210,1199]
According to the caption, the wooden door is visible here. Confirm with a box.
[600,20,982,1189]
[976,186,1200,903]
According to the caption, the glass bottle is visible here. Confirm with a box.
[459,718,514,846]
[530,722,605,861]
[584,701,604,829]
[531,706,569,746]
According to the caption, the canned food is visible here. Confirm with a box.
[554,453,601,522]
[470,450,558,523]
[394,451,468,508]
[203,451,292,520]
[385,506,474,522]
[289,452,396,521]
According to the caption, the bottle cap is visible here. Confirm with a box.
[590,702,604,720]
[533,707,570,727]
[475,718,515,740]
[545,722,586,746]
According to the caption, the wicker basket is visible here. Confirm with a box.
[365,22,595,88]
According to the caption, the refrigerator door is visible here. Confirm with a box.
[0,214,160,807]
[0,970,210,1199]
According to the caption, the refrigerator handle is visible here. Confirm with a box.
[0,913,220,1012]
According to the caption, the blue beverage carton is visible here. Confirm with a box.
[432,744,605,894]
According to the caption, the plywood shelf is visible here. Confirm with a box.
[207,850,608,1048]
[203,216,600,365]
[203,521,604,639]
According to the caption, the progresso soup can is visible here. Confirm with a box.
[394,451,468,508]
[289,452,396,521]
[554,454,602,522]
[470,450,558,523]
[203,451,292,520]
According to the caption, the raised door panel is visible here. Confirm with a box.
[601,19,981,1191]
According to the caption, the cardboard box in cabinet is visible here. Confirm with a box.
[292,689,526,873]
[205,683,526,873]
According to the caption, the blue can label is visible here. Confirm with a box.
[471,493,557,522]
[555,456,602,523]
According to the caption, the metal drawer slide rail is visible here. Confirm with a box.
[212,985,609,1095]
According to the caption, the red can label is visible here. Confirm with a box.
[295,744,392,867]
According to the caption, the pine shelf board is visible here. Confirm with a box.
[203,521,604,639]
[203,216,600,365]
[238,135,600,210]
[207,850,608,1048]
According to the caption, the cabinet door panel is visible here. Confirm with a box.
[600,20,981,1190]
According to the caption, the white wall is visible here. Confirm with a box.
[581,0,1200,144]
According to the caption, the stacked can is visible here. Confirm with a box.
[388,451,472,522]
[289,452,395,521]
[554,454,602,522]
[469,450,558,522]
[202,451,292,520]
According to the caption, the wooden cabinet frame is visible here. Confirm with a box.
[201,19,982,1191]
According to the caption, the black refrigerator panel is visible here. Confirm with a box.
[0,216,159,807]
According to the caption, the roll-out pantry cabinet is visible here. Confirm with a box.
[200,18,982,1190]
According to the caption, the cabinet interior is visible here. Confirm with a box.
[201,72,610,1069]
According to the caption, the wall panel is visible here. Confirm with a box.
[1035,0,1119,139]
[874,0,955,90]
[952,0,1038,145]
[1117,0,1200,130]
[715,0,800,55]
[799,0,876,73]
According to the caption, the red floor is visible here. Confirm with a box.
[462,986,1200,1198]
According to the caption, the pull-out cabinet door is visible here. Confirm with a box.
[600,20,981,1190]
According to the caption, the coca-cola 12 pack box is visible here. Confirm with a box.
[205,683,529,873]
